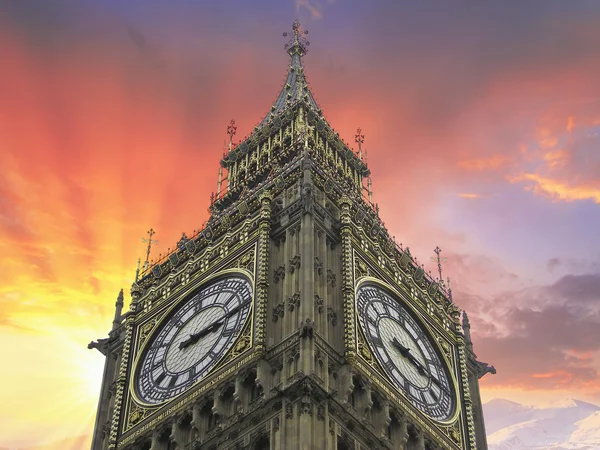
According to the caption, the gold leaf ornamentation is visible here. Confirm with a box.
[355,258,369,278]
[220,321,252,366]
[139,318,158,346]
[437,337,452,359]
[127,402,149,428]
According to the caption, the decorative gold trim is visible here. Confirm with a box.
[125,398,151,429]
[216,317,253,367]
[119,350,260,447]
[353,276,462,426]
[128,268,255,408]
[138,318,158,347]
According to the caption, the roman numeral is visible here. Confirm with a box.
[155,372,166,385]
[370,336,384,347]
[430,388,438,402]
[384,360,396,372]
[169,376,178,388]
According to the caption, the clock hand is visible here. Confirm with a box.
[179,320,224,350]
[391,339,451,396]
[179,301,248,350]
[390,338,428,376]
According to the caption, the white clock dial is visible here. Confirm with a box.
[135,276,252,405]
[357,283,455,422]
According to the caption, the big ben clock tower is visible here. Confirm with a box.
[89,21,494,450]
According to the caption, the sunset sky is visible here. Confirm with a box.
[1,1,599,448]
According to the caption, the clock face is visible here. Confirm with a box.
[357,284,455,421]
[135,276,252,405]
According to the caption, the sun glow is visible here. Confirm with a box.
[0,323,105,448]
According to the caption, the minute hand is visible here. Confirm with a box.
[391,339,450,395]
[179,302,247,350]
[391,338,428,375]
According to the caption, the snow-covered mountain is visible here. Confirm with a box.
[484,398,600,450]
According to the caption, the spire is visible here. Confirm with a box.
[112,289,124,330]
[259,21,320,125]
[462,311,473,351]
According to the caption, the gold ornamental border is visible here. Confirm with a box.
[128,268,256,408]
[353,276,462,426]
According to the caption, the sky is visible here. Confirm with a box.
[1,0,599,448]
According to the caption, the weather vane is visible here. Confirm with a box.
[355,128,365,160]
[227,119,237,152]
[142,228,158,270]
[431,246,447,287]
[283,20,310,55]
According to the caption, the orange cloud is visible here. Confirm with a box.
[543,148,570,168]
[508,173,600,204]
[536,126,559,149]
[457,193,484,199]
[531,371,575,385]
[458,155,510,171]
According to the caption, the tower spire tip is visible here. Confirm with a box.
[283,20,310,57]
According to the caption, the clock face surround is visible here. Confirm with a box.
[356,283,455,422]
[135,275,252,405]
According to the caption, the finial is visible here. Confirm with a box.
[135,257,141,282]
[177,233,188,252]
[142,229,158,270]
[355,128,365,160]
[462,311,470,328]
[217,155,224,198]
[113,288,124,330]
[283,20,310,57]
[431,246,448,287]
[227,119,237,152]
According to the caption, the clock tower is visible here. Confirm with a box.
[89,21,494,450]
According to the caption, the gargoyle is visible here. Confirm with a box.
[475,360,496,379]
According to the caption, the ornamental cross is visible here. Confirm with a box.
[355,128,365,160]
[283,20,309,55]
[227,119,237,151]
[431,246,447,286]
[142,228,158,269]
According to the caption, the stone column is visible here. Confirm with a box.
[338,196,356,362]
[255,191,273,355]
[170,417,185,449]
[298,152,316,450]
[107,314,134,450]
[407,425,425,450]
[449,305,477,449]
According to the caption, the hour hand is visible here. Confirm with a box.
[391,338,427,375]
[179,319,224,350]
[178,302,248,350]
[391,337,411,357]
